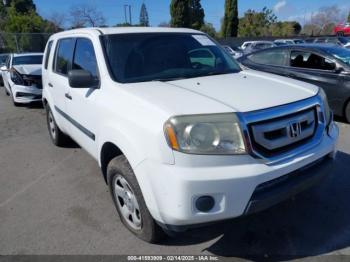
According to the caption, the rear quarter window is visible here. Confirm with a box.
[44,41,53,70]
[248,49,288,66]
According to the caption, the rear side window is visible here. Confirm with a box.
[72,38,98,78]
[44,41,53,69]
[290,51,336,71]
[54,38,75,76]
[248,49,288,66]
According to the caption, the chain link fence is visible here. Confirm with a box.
[0,32,51,53]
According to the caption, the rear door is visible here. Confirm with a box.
[287,49,341,112]
[241,48,290,76]
[49,38,76,132]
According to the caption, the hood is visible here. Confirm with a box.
[167,70,318,112]
[125,70,318,116]
[13,65,42,76]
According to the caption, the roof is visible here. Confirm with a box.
[53,27,203,37]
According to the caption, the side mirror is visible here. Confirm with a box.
[0,65,7,71]
[68,70,99,89]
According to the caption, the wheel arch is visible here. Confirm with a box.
[100,142,124,183]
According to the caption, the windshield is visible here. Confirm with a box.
[326,47,350,66]
[102,33,241,83]
[13,55,43,66]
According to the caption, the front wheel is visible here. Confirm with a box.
[345,101,350,123]
[108,155,165,243]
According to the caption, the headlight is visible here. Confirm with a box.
[10,69,24,85]
[164,113,246,155]
[318,88,332,125]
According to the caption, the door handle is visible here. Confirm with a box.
[48,83,53,87]
[65,93,72,100]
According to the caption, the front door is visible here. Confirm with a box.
[65,37,100,157]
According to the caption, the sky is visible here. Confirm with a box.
[33,0,350,30]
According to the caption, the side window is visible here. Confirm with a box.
[248,49,288,66]
[54,38,75,76]
[290,51,336,71]
[44,41,53,70]
[72,38,98,78]
[189,48,215,67]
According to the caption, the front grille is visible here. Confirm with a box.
[22,75,42,89]
[248,107,318,157]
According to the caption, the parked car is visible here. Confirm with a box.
[338,36,350,48]
[43,28,338,243]
[243,41,276,54]
[1,53,43,106]
[0,53,9,86]
[274,39,295,46]
[334,22,350,36]
[241,41,254,50]
[238,44,350,122]
[313,37,350,48]
[222,45,243,59]
[291,39,305,44]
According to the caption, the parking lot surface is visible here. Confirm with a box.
[0,88,350,259]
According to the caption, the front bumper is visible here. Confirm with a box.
[12,84,42,103]
[135,123,338,230]
[244,155,333,215]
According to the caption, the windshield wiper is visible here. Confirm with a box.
[151,77,188,82]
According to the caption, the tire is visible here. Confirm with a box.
[345,101,350,124]
[107,155,165,243]
[46,105,70,146]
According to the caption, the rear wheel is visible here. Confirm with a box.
[46,105,70,146]
[108,155,165,243]
[345,101,350,123]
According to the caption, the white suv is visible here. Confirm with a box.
[42,27,339,243]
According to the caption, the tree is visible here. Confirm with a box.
[139,3,149,26]
[69,4,106,28]
[269,21,301,36]
[309,5,344,35]
[158,21,170,27]
[200,23,216,38]
[2,3,49,52]
[301,23,321,36]
[190,0,204,30]
[170,0,190,27]
[47,11,66,31]
[3,0,36,13]
[348,11,350,22]
[238,7,277,37]
[221,0,238,38]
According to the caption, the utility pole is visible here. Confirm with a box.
[129,5,132,25]
[124,5,128,24]
[124,4,132,25]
